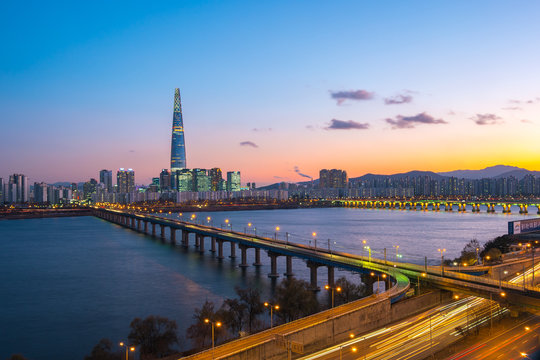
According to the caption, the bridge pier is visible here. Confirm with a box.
[170,228,176,245]
[307,261,321,291]
[239,245,249,268]
[143,221,148,234]
[182,231,189,247]
[229,242,236,259]
[131,217,135,228]
[217,239,224,259]
[198,234,205,253]
[151,223,156,237]
[137,219,141,231]
[210,237,216,252]
[195,235,200,248]
[160,225,165,240]
[253,248,262,266]
[268,251,280,278]
[284,256,294,277]
[328,266,335,287]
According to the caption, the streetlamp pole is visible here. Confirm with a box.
[264,302,279,328]
[312,232,317,249]
[204,319,222,360]
[438,248,446,276]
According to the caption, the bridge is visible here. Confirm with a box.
[93,208,540,309]
[337,199,540,214]
[92,207,540,359]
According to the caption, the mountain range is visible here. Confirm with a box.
[259,165,539,190]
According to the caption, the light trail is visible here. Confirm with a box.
[299,260,540,360]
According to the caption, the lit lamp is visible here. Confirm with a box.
[204,319,222,359]
[324,284,342,308]
[264,302,280,328]
[119,342,135,360]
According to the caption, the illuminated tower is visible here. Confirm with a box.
[170,88,187,171]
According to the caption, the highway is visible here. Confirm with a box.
[298,265,540,360]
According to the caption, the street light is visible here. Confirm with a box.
[275,226,280,240]
[370,272,387,294]
[438,248,447,276]
[364,245,372,262]
[206,216,212,226]
[312,232,317,249]
[119,342,135,360]
[204,318,222,359]
[362,240,367,258]
[393,245,400,259]
[324,284,342,308]
[264,302,279,328]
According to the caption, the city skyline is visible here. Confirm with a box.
[1,1,540,185]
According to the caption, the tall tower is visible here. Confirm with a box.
[170,88,187,171]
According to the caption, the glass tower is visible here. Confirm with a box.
[170,88,187,171]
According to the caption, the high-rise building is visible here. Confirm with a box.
[227,171,241,192]
[319,169,347,189]
[177,169,193,192]
[159,169,171,191]
[34,182,48,203]
[0,178,4,204]
[99,170,113,193]
[7,174,29,203]
[193,168,211,192]
[170,88,187,171]
[208,168,223,191]
[117,168,135,193]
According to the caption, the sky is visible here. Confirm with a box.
[1,0,539,186]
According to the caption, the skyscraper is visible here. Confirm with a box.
[99,169,113,193]
[117,168,135,193]
[227,171,241,192]
[170,88,187,171]
[208,168,223,191]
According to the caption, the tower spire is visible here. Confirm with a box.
[170,88,187,170]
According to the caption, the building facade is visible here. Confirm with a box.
[117,168,135,193]
[170,88,187,171]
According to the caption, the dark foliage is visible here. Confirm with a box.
[84,339,122,360]
[274,277,319,323]
[186,300,225,349]
[128,316,178,359]
[235,286,264,334]
[335,277,365,306]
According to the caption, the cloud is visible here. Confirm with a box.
[502,106,522,111]
[325,119,370,130]
[239,141,258,148]
[385,112,447,129]
[129,150,135,153]
[509,97,540,104]
[470,113,503,126]
[384,94,413,105]
[331,90,374,105]
[521,119,533,124]
[294,166,313,180]
[252,127,272,132]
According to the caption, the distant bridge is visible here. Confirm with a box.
[337,199,540,214]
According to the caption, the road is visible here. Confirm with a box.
[299,263,540,360]
[446,316,540,360]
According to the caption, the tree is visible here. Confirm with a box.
[274,277,319,323]
[484,247,502,263]
[460,239,481,265]
[235,286,264,334]
[220,298,247,337]
[128,316,178,359]
[84,339,122,360]
[481,234,517,257]
[186,300,224,349]
[335,277,365,306]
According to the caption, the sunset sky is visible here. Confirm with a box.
[1,1,539,185]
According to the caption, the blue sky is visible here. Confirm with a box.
[1,1,539,185]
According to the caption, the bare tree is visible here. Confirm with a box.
[128,316,178,359]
